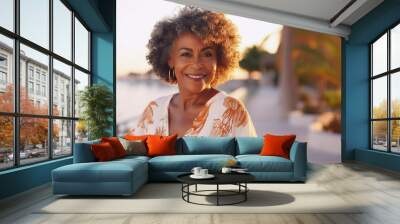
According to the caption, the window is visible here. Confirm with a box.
[0,116,13,170]
[75,18,89,69]
[42,85,46,97]
[0,54,7,86]
[371,23,400,154]
[0,71,6,85]
[28,81,34,94]
[28,67,34,80]
[20,0,49,49]
[53,59,72,117]
[74,69,89,118]
[41,73,46,82]
[0,34,13,113]
[36,83,40,95]
[53,119,72,158]
[0,54,7,67]
[20,117,48,165]
[0,0,14,32]
[35,70,41,81]
[0,0,91,170]
[53,0,72,60]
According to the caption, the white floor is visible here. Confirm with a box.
[1,162,400,224]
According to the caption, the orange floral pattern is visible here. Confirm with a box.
[155,125,167,135]
[131,92,256,137]
[185,104,210,135]
[137,101,158,132]
[210,97,248,136]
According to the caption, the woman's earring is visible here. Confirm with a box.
[169,68,175,82]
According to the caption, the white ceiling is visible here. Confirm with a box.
[227,0,353,22]
[167,0,384,38]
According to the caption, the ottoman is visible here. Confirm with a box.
[52,156,148,196]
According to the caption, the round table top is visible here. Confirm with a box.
[177,172,255,185]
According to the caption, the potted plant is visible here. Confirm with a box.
[79,84,113,140]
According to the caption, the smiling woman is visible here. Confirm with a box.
[129,6,256,137]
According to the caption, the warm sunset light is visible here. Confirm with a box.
[116,0,282,77]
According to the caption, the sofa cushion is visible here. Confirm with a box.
[236,155,293,172]
[148,154,235,172]
[52,158,147,183]
[177,137,235,155]
[114,155,150,163]
[235,137,263,155]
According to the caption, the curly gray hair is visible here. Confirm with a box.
[146,6,240,87]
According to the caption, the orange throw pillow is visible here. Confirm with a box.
[124,134,148,141]
[146,134,177,157]
[260,134,296,159]
[101,137,127,158]
[91,142,117,161]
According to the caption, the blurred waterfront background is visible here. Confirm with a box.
[116,0,342,164]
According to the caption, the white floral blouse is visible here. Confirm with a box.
[129,91,257,137]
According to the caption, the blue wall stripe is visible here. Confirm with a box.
[0,157,72,199]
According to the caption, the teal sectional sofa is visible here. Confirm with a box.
[52,137,307,196]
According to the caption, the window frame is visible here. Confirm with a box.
[0,0,92,171]
[370,20,400,154]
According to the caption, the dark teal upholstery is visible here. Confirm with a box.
[52,137,308,195]
[73,139,100,163]
[52,157,148,195]
[236,137,263,154]
[149,154,234,172]
[177,136,235,155]
[290,142,307,181]
[236,155,293,172]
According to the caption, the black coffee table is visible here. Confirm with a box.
[177,172,255,206]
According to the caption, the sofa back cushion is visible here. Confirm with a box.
[235,137,263,155]
[73,139,100,163]
[177,136,235,155]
